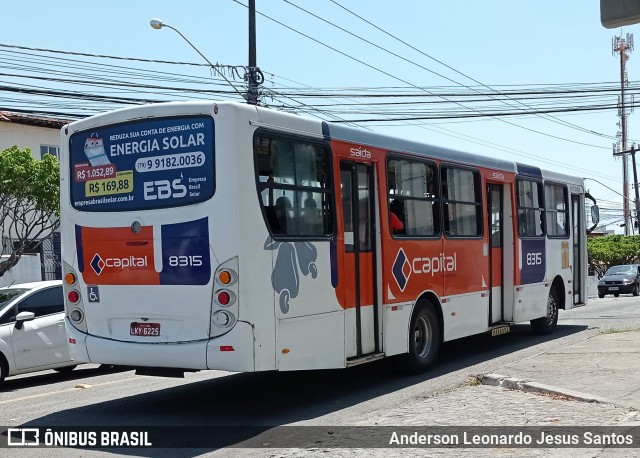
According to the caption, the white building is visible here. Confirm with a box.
[0,111,71,286]
[0,111,67,160]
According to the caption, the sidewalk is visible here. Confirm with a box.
[479,329,640,410]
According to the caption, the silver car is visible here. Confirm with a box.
[0,280,77,387]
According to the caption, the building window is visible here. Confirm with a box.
[40,145,59,160]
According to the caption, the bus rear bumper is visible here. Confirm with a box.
[67,320,255,372]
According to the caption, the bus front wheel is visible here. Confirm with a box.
[400,299,441,374]
[530,288,559,335]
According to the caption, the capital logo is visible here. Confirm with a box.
[91,253,105,275]
[392,248,412,291]
[90,253,148,275]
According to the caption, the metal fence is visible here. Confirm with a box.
[1,232,61,281]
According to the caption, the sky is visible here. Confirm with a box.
[2,0,639,231]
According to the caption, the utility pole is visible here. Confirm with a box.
[613,33,634,234]
[613,145,640,234]
[246,0,261,105]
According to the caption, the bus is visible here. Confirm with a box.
[59,101,599,375]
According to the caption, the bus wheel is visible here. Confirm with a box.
[530,288,559,335]
[400,299,441,373]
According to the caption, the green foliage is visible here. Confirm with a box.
[0,145,60,216]
[588,234,640,270]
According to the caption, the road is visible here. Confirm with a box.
[1,295,639,457]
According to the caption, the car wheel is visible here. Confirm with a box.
[53,365,77,373]
[531,288,559,335]
[399,299,441,373]
[598,293,605,298]
[0,353,7,387]
[633,284,639,296]
[614,293,620,297]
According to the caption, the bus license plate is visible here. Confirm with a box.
[130,322,160,336]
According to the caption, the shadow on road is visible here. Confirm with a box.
[10,324,588,456]
[0,364,130,393]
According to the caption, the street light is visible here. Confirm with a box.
[149,18,246,101]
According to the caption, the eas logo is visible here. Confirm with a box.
[90,254,105,275]
[143,177,187,200]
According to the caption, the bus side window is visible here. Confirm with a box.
[273,196,292,234]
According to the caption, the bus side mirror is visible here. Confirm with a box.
[591,205,600,225]
[601,0,640,28]
[586,193,599,233]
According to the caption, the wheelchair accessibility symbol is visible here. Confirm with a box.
[88,286,100,303]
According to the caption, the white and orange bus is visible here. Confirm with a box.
[60,101,598,375]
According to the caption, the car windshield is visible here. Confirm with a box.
[605,265,636,275]
[0,288,29,308]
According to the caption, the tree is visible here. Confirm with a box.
[0,146,60,278]
[588,234,640,275]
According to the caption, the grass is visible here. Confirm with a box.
[600,327,640,334]
[466,377,482,386]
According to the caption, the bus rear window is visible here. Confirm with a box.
[69,116,215,212]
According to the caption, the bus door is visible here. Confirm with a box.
[571,193,583,305]
[487,182,514,324]
[339,161,379,358]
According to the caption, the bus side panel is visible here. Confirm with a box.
[514,283,550,322]
[442,238,490,341]
[276,311,345,370]
[382,303,412,356]
[546,237,572,304]
[232,113,279,372]
[271,245,346,370]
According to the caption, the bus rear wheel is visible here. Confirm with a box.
[400,299,441,374]
[530,288,559,335]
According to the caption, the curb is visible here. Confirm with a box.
[477,373,637,410]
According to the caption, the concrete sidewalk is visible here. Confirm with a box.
[479,330,640,410]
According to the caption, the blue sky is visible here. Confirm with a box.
[2,1,639,230]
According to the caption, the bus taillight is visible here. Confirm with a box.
[70,309,83,323]
[215,290,236,307]
[216,269,237,286]
[68,290,80,303]
[211,258,239,337]
[65,272,77,285]
[217,290,231,306]
[213,310,235,328]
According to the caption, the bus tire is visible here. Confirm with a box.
[400,299,441,374]
[0,353,7,387]
[530,288,559,335]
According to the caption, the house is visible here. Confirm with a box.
[0,111,72,286]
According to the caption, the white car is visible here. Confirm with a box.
[0,280,77,386]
